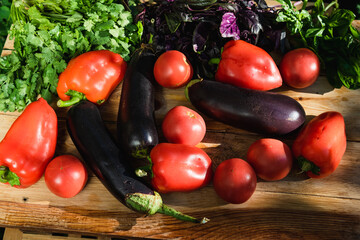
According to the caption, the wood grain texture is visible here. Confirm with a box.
[0,13,359,240]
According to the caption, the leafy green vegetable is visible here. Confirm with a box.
[0,0,141,112]
[0,0,12,50]
[276,0,360,89]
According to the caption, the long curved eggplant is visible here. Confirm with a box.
[185,79,306,135]
[67,101,207,223]
[117,47,158,162]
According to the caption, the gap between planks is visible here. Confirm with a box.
[3,228,114,240]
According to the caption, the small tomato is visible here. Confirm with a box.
[213,158,257,204]
[279,48,320,89]
[154,50,193,88]
[246,138,293,181]
[162,106,206,146]
[45,155,88,198]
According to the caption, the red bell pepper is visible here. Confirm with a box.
[149,143,213,193]
[292,111,347,178]
[0,98,58,188]
[215,40,282,91]
[57,50,127,107]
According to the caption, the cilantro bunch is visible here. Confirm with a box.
[276,0,360,89]
[0,0,141,112]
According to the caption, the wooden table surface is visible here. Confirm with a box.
[1,10,360,240]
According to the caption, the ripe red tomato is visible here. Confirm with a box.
[150,143,213,193]
[246,138,293,181]
[45,155,88,198]
[162,106,206,146]
[213,158,256,204]
[154,50,193,88]
[279,48,320,89]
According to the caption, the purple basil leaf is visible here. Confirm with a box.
[193,21,217,53]
[220,12,240,40]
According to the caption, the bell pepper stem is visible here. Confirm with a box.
[0,166,20,186]
[57,90,87,107]
[297,156,320,175]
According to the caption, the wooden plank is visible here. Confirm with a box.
[3,228,23,240]
[0,191,358,239]
[4,228,112,240]
[0,35,14,57]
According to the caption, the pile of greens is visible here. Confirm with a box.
[276,0,360,89]
[0,0,12,50]
[136,0,359,89]
[136,0,283,79]
[0,0,141,112]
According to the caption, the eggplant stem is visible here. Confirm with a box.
[158,204,209,224]
[135,167,150,177]
[125,192,209,224]
[184,79,203,102]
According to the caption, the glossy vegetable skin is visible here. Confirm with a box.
[154,50,193,88]
[185,79,306,135]
[117,47,158,162]
[0,98,58,188]
[67,101,207,223]
[215,40,282,91]
[162,106,206,146]
[213,158,257,204]
[150,143,212,193]
[247,138,293,181]
[292,111,347,178]
[45,155,88,198]
[57,50,127,107]
[279,48,320,89]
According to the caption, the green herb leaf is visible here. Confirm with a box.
[0,0,141,111]
[165,12,182,33]
[276,0,360,89]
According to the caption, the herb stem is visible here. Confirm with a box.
[324,0,338,12]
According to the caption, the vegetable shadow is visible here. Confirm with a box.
[199,127,313,183]
[206,199,360,239]
[57,205,139,232]
[271,76,335,95]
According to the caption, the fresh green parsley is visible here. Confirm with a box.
[0,0,141,112]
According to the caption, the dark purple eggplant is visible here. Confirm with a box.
[185,79,306,135]
[117,47,158,163]
[67,100,207,223]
